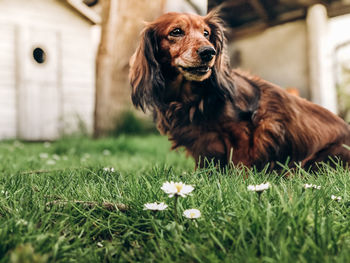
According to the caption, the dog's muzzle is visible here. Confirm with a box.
[197,46,216,62]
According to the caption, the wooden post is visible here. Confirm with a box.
[94,0,165,137]
[306,4,337,113]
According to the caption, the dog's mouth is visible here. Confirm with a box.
[179,66,211,75]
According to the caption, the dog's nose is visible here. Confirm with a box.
[197,46,216,62]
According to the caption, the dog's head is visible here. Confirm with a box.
[154,12,220,81]
[129,11,227,111]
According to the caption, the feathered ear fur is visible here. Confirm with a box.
[205,10,227,70]
[129,26,164,112]
[204,10,235,100]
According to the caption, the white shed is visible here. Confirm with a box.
[0,0,100,140]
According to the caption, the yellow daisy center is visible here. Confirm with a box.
[175,183,183,193]
[190,212,196,218]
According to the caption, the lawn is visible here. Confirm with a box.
[1,135,350,262]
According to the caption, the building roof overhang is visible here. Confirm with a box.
[208,0,350,39]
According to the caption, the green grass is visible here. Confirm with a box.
[1,135,350,262]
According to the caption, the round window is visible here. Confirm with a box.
[83,0,98,6]
[32,47,46,64]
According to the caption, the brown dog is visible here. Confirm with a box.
[129,11,350,171]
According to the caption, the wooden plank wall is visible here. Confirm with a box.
[0,0,96,139]
[0,23,17,139]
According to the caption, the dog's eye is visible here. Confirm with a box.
[204,30,209,38]
[169,28,183,37]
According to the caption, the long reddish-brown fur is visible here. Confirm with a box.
[129,11,350,171]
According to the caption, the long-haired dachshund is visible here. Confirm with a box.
[129,11,350,171]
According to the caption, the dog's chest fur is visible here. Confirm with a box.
[156,90,255,168]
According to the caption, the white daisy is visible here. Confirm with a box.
[103,150,111,156]
[247,182,270,192]
[46,160,56,165]
[103,167,115,172]
[52,154,60,161]
[331,195,342,201]
[143,202,168,211]
[39,153,49,159]
[304,184,321,190]
[183,209,201,219]
[161,181,194,198]
[16,219,28,226]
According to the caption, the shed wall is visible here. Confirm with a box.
[329,13,350,82]
[0,23,17,139]
[0,0,96,139]
[228,21,309,98]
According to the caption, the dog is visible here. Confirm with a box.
[129,11,350,171]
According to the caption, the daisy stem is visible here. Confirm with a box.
[174,195,179,223]
[258,192,262,201]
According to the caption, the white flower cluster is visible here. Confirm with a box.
[39,152,67,165]
[144,181,201,219]
[247,182,270,192]
[103,149,111,156]
[46,160,56,165]
[304,184,321,190]
[331,195,342,201]
[39,153,49,159]
[103,167,115,172]
[304,184,342,201]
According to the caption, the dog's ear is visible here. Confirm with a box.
[129,26,164,112]
[204,10,235,99]
[204,10,228,71]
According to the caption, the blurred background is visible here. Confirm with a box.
[0,0,350,141]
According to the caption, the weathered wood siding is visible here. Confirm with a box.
[61,30,95,134]
[0,0,96,139]
[0,23,17,139]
